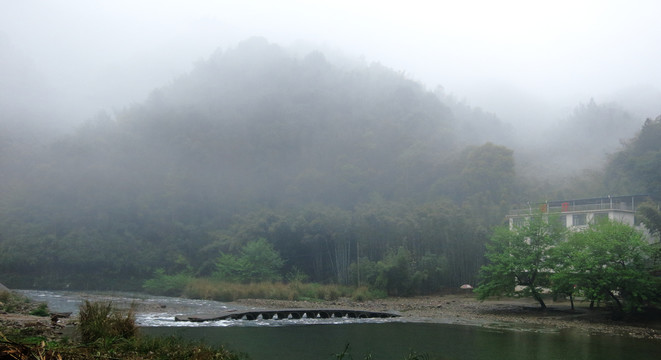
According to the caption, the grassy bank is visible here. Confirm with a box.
[143,273,386,302]
[0,331,247,360]
[0,290,48,316]
[0,291,246,360]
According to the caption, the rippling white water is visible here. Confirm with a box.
[18,290,396,327]
[140,314,393,327]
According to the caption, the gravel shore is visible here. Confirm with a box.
[2,293,659,341]
[232,294,661,340]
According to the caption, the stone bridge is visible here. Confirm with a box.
[175,308,400,322]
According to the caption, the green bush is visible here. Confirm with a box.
[374,247,417,296]
[77,300,137,344]
[0,291,40,314]
[143,269,193,296]
[285,267,310,283]
[351,286,386,302]
[29,303,49,317]
[0,290,10,303]
[214,238,285,283]
[316,284,342,300]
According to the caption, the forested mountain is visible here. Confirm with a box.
[530,100,638,171]
[605,115,661,198]
[0,37,657,293]
[0,38,513,290]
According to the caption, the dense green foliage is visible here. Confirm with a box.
[606,115,661,197]
[143,269,194,296]
[636,202,661,267]
[28,303,49,317]
[551,221,660,313]
[476,214,565,309]
[214,238,285,283]
[478,218,661,313]
[637,202,661,241]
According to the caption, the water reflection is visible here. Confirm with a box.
[143,323,661,360]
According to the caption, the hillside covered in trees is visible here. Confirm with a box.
[0,38,658,294]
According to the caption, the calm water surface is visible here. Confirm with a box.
[142,322,661,360]
[20,290,661,360]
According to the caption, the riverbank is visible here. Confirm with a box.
[0,291,244,360]
[232,294,661,340]
[2,291,660,341]
[0,293,75,342]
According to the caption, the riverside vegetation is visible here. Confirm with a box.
[477,217,661,315]
[1,290,245,359]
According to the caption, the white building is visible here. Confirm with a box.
[506,195,653,234]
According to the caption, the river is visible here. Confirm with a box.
[19,290,661,360]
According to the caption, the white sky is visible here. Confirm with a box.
[2,0,661,125]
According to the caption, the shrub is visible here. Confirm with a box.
[0,290,10,303]
[351,286,387,302]
[143,269,193,296]
[0,291,41,314]
[77,301,137,344]
[214,239,284,283]
[184,278,238,301]
[351,287,371,302]
[316,284,341,300]
[285,267,310,283]
[29,303,49,317]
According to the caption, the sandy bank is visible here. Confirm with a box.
[232,294,661,340]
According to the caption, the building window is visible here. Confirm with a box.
[573,214,587,226]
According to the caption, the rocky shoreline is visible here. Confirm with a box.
[232,294,661,340]
[2,292,660,341]
[0,294,74,341]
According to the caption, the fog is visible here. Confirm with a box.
[3,0,661,129]
[4,0,661,292]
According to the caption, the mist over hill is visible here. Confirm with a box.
[0,37,658,291]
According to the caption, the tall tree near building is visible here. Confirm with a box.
[476,213,564,309]
[551,220,660,314]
